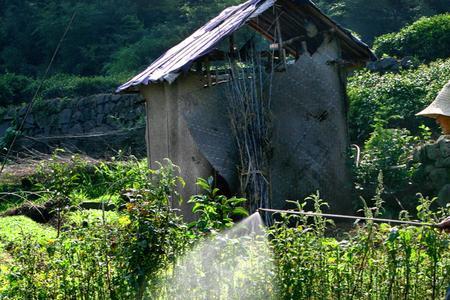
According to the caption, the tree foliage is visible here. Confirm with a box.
[0,0,448,78]
[374,14,450,62]
[348,58,450,143]
[0,0,239,77]
[316,0,449,43]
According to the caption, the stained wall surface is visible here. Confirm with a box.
[269,38,353,213]
[142,77,216,219]
[141,36,353,215]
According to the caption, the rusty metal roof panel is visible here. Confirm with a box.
[117,0,375,93]
[116,0,275,93]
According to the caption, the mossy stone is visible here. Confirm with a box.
[438,184,450,206]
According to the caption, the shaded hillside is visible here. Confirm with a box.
[0,0,448,79]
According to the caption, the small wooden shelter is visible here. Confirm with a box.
[117,0,375,217]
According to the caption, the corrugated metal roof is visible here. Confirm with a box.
[116,0,374,93]
[117,0,273,93]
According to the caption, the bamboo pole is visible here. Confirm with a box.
[257,208,437,227]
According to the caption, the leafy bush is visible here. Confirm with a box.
[3,156,450,299]
[0,153,152,214]
[348,58,450,143]
[0,73,126,107]
[113,160,188,299]
[269,195,450,299]
[353,126,429,212]
[0,73,35,106]
[0,126,19,150]
[1,160,190,299]
[40,74,123,99]
[0,216,55,245]
[32,153,150,201]
[188,177,248,232]
[373,14,450,62]
[105,33,181,76]
[0,0,241,77]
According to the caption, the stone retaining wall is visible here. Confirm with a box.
[0,93,146,157]
[414,135,450,204]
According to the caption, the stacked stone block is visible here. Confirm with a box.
[0,93,146,157]
[414,136,450,204]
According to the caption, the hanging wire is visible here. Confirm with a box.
[0,10,78,177]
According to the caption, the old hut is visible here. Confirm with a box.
[117,0,376,217]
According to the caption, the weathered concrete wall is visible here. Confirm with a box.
[141,35,354,214]
[269,38,353,213]
[0,93,146,157]
[142,77,215,219]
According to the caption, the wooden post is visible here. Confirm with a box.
[229,34,235,56]
[275,10,286,70]
[195,60,202,75]
[205,57,212,87]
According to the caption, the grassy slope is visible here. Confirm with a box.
[0,216,56,294]
[0,216,56,244]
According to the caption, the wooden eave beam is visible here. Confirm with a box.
[247,20,298,56]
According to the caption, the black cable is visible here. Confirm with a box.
[0,10,77,176]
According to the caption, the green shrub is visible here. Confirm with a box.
[269,195,450,299]
[40,74,122,99]
[4,158,450,299]
[0,216,55,245]
[188,177,248,232]
[373,14,450,62]
[32,152,150,201]
[0,73,35,106]
[0,126,19,150]
[0,73,128,107]
[1,160,190,300]
[353,126,428,212]
[105,35,177,75]
[348,58,450,143]
[0,153,152,214]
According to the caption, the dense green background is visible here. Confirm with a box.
[0,0,448,78]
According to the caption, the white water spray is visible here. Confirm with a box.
[167,212,274,299]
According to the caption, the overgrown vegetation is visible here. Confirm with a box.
[316,0,449,43]
[348,58,450,143]
[1,158,450,299]
[0,0,448,106]
[0,73,125,106]
[270,193,450,299]
[348,57,450,210]
[374,14,450,62]
[0,0,242,78]
[0,157,251,299]
[353,127,426,213]
[0,152,152,212]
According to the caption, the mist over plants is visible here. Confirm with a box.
[1,157,450,299]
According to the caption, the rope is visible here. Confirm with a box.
[22,126,145,140]
[0,10,77,177]
[257,208,437,227]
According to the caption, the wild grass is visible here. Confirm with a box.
[1,157,450,299]
[0,153,148,214]
[269,197,450,299]
[0,216,56,244]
